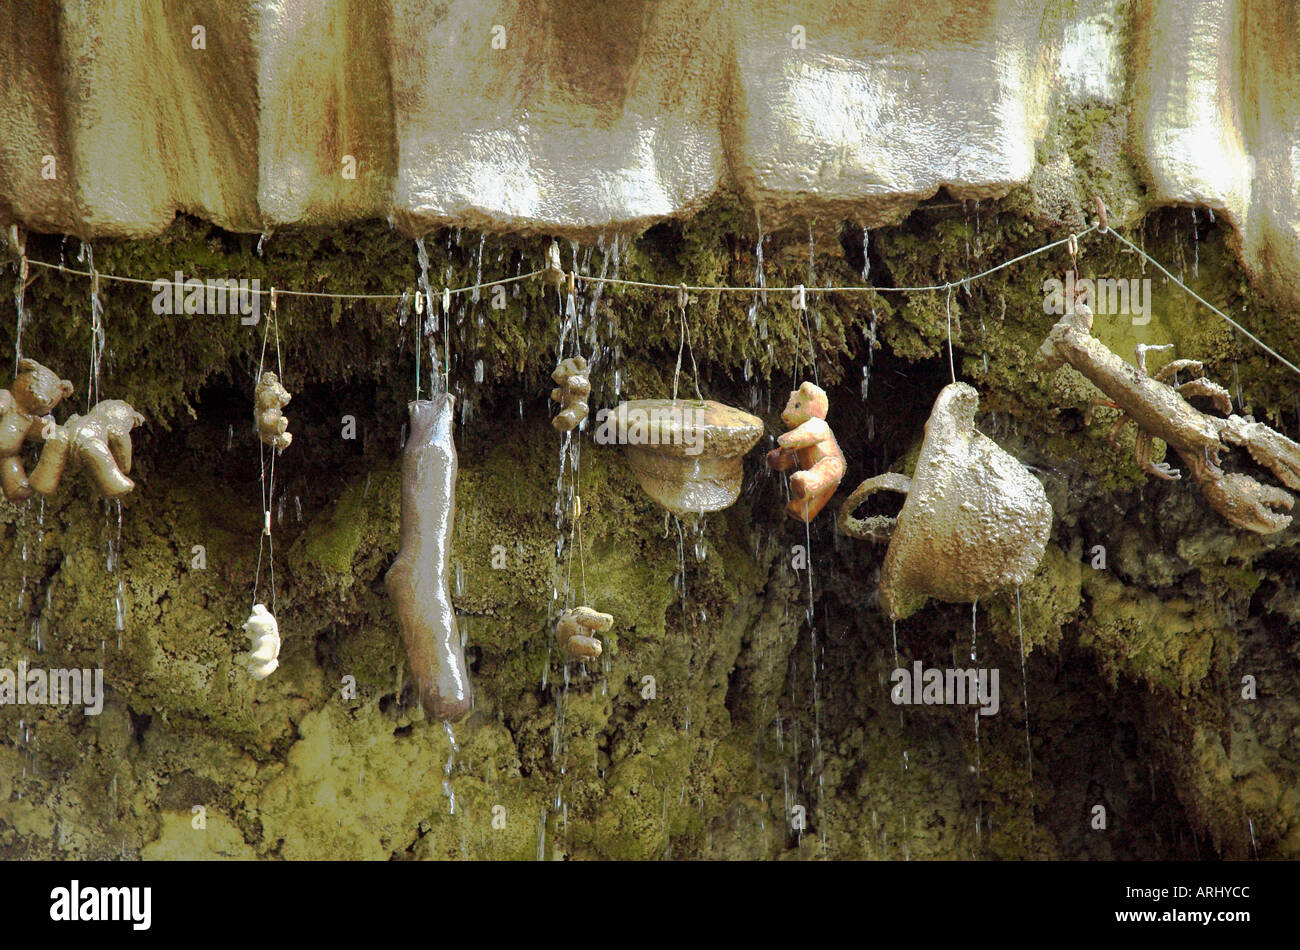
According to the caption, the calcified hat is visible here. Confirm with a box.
[837,382,1052,620]
[611,399,763,515]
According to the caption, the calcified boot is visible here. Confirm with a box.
[384,395,472,721]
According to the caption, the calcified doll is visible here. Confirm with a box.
[385,395,472,720]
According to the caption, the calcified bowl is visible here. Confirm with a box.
[612,399,763,515]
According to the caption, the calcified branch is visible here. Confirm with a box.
[1036,302,1298,534]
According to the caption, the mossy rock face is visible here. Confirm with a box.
[3,177,1300,859]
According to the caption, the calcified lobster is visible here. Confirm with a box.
[1036,301,1300,534]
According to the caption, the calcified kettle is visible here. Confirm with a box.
[837,382,1052,621]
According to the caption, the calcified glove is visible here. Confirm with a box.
[243,604,281,680]
[254,371,292,450]
[556,606,614,660]
[550,356,590,432]
[30,399,145,499]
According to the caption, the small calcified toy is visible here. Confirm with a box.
[243,604,281,680]
[254,371,292,450]
[765,381,846,522]
[550,356,591,432]
[30,399,145,499]
[543,239,564,289]
[556,606,614,660]
[837,382,1052,620]
[0,358,74,501]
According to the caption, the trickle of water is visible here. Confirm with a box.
[414,237,440,396]
[861,227,870,281]
[1015,588,1035,790]
[970,602,983,853]
[474,359,484,384]
[471,234,486,304]
[13,229,28,372]
[442,721,459,815]
[82,243,106,410]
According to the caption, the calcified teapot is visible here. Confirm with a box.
[837,382,1052,620]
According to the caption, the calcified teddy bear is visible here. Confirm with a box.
[31,400,146,499]
[254,371,292,450]
[556,606,614,660]
[0,358,74,501]
[550,356,590,432]
[765,381,846,521]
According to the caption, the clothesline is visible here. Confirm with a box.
[8,216,1300,378]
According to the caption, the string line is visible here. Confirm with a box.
[11,218,1300,379]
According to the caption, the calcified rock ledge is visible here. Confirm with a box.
[1,0,1298,305]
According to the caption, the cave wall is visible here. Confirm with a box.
[0,0,1298,861]
[1,193,1298,859]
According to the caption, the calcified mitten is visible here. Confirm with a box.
[30,399,145,498]
[384,396,472,721]
[556,606,614,660]
[550,356,591,431]
[0,358,74,501]
[243,604,281,680]
[254,371,292,450]
[765,381,847,522]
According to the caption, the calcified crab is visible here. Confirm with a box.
[1036,300,1300,534]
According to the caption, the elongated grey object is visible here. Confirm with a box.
[385,395,472,721]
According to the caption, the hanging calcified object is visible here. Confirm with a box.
[30,399,145,499]
[243,603,281,680]
[254,371,293,450]
[838,382,1052,620]
[765,381,846,522]
[550,356,590,431]
[605,399,763,515]
[1036,300,1300,534]
[543,239,564,289]
[385,395,472,720]
[556,606,614,660]
[0,358,74,501]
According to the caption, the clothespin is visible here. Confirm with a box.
[442,287,451,313]
[678,283,690,310]
[567,270,577,299]
[270,286,278,315]
[414,287,424,315]
[792,284,806,311]
[1094,196,1109,233]
[263,510,272,536]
